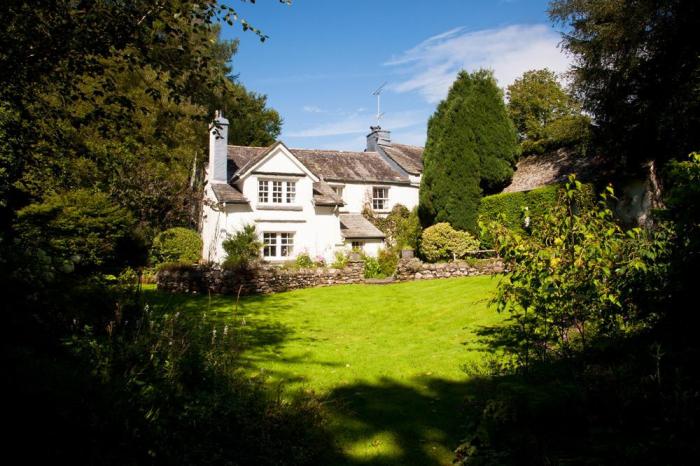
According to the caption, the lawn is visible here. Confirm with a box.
[145,275,504,466]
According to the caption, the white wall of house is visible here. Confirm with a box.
[336,182,419,214]
[342,238,384,257]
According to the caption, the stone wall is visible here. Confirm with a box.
[156,257,503,296]
[394,257,504,281]
[156,260,365,296]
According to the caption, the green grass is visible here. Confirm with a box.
[145,275,503,466]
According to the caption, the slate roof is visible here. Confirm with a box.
[379,143,424,175]
[313,181,344,206]
[210,183,248,204]
[339,214,385,239]
[227,144,416,184]
[504,148,610,193]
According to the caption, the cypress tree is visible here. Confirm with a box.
[419,70,518,233]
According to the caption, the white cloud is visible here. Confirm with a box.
[386,24,571,103]
[302,105,325,113]
[285,109,425,138]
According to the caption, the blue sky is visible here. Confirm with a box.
[221,0,570,150]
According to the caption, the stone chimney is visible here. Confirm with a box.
[208,111,229,183]
[366,125,391,152]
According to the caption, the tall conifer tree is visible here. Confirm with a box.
[419,70,518,233]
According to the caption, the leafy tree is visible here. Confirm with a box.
[507,68,591,155]
[419,70,518,233]
[549,0,700,165]
[485,176,665,365]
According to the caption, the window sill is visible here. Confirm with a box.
[257,204,303,211]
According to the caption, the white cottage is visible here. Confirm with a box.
[200,113,424,263]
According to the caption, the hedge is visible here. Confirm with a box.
[478,185,561,239]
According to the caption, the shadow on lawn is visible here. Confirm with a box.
[324,375,487,466]
[142,288,299,355]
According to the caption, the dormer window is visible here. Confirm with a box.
[258,179,297,204]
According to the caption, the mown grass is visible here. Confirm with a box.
[145,275,503,466]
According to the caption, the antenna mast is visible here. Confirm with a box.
[372,82,387,125]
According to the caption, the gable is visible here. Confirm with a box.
[236,142,319,182]
[255,147,306,175]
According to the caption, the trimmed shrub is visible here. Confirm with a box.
[151,227,202,266]
[420,222,480,262]
[222,224,261,269]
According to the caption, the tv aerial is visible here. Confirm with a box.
[372,82,388,125]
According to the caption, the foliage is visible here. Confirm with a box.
[365,204,422,251]
[485,176,666,366]
[420,222,481,262]
[331,250,348,269]
[549,0,700,164]
[295,251,314,268]
[661,152,700,324]
[14,189,140,273]
[377,248,399,277]
[222,224,261,269]
[478,184,565,245]
[363,255,384,279]
[150,227,202,266]
[507,68,591,155]
[50,301,335,465]
[419,70,518,234]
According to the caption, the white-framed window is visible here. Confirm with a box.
[351,241,365,250]
[372,187,389,210]
[258,180,269,203]
[258,179,297,204]
[262,232,295,259]
[331,184,344,198]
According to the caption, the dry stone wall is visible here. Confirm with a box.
[394,258,504,281]
[156,257,504,296]
[156,260,365,296]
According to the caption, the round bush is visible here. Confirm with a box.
[151,227,202,265]
[420,222,480,262]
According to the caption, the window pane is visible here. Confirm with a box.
[351,241,364,250]
[286,181,296,204]
[280,232,294,257]
[258,180,269,203]
[272,181,283,203]
[263,232,277,257]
